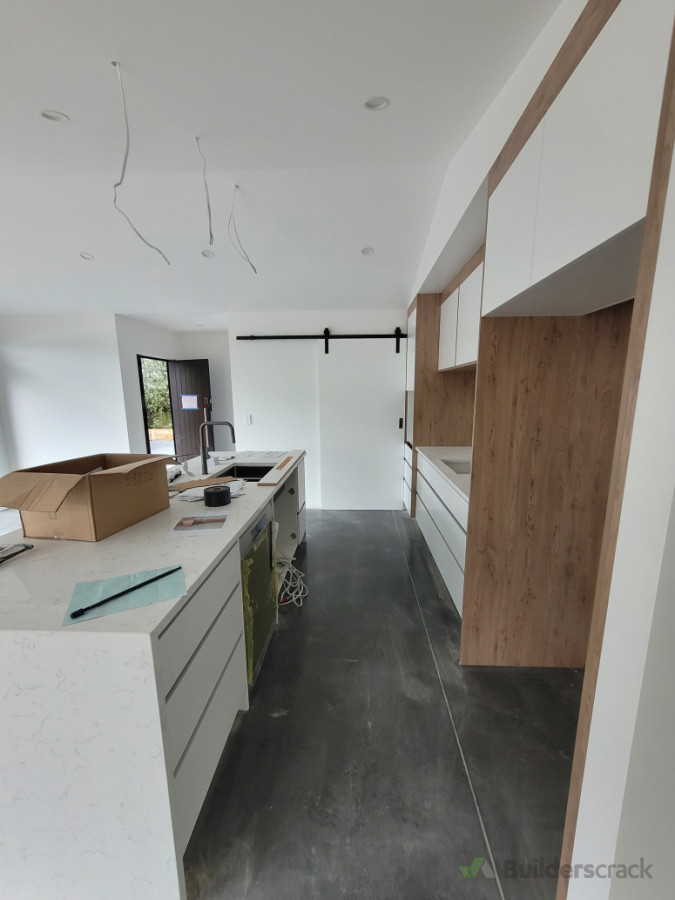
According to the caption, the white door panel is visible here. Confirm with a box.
[319,340,406,509]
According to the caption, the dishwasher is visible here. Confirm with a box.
[239,501,277,685]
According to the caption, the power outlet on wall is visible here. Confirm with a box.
[244,414,253,425]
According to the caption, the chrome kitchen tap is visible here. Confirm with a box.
[199,421,236,475]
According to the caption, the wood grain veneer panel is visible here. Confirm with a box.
[461,303,631,667]
[412,294,476,449]
[489,0,622,195]
[409,294,476,518]
[555,16,675,900]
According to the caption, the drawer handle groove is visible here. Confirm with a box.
[163,583,239,701]
[172,633,244,778]
[157,548,238,639]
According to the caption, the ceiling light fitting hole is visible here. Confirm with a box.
[41,110,70,122]
[364,97,389,110]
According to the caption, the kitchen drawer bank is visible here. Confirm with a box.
[414,448,470,616]
[0,450,305,900]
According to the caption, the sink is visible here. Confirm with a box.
[215,463,275,482]
[442,459,471,475]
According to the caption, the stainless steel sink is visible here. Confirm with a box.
[442,459,471,475]
[215,463,275,482]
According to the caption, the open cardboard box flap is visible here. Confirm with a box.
[0,471,85,513]
[89,453,175,475]
[0,453,176,514]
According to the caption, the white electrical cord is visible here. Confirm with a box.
[195,136,214,246]
[111,61,171,265]
[276,556,307,608]
[228,184,258,274]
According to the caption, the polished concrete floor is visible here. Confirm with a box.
[184,510,583,900]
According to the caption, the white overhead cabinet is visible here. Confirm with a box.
[455,263,483,366]
[438,261,484,370]
[482,0,674,316]
[437,289,459,370]
[406,309,416,390]
[532,0,671,287]
[482,126,543,316]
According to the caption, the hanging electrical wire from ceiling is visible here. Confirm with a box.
[111,61,170,265]
[228,184,258,274]
[195,137,214,247]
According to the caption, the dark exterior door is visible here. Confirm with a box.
[167,359,212,462]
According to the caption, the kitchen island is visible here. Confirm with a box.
[0,450,305,900]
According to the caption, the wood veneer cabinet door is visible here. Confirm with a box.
[460,303,632,668]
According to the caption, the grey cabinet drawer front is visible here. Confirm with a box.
[416,472,466,570]
[155,545,241,696]
[417,454,468,530]
[163,583,244,771]
[171,638,248,853]
[416,495,464,615]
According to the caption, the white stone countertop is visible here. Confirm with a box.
[416,446,472,501]
[0,450,304,635]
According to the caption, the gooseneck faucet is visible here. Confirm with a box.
[200,421,236,474]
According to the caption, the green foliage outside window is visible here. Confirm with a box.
[141,358,172,428]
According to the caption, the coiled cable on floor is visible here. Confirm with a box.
[276,556,308,608]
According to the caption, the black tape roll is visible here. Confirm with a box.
[204,484,231,506]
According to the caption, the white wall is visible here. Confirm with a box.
[114,316,179,453]
[229,310,406,508]
[568,91,675,899]
[0,314,129,470]
[114,317,234,454]
[412,0,588,297]
[608,487,675,899]
[0,389,14,477]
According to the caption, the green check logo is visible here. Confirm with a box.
[460,857,485,879]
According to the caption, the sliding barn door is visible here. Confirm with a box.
[318,340,406,509]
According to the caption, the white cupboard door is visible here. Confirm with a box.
[532,0,673,285]
[482,122,544,315]
[319,339,406,509]
[437,289,459,370]
[455,263,483,366]
[406,309,416,390]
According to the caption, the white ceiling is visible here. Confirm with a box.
[1,0,561,331]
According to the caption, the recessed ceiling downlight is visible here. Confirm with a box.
[361,246,375,256]
[202,249,215,258]
[364,96,389,111]
[80,252,95,261]
[41,110,70,122]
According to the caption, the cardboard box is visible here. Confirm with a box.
[0,454,172,542]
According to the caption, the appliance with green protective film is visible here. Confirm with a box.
[240,503,277,685]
